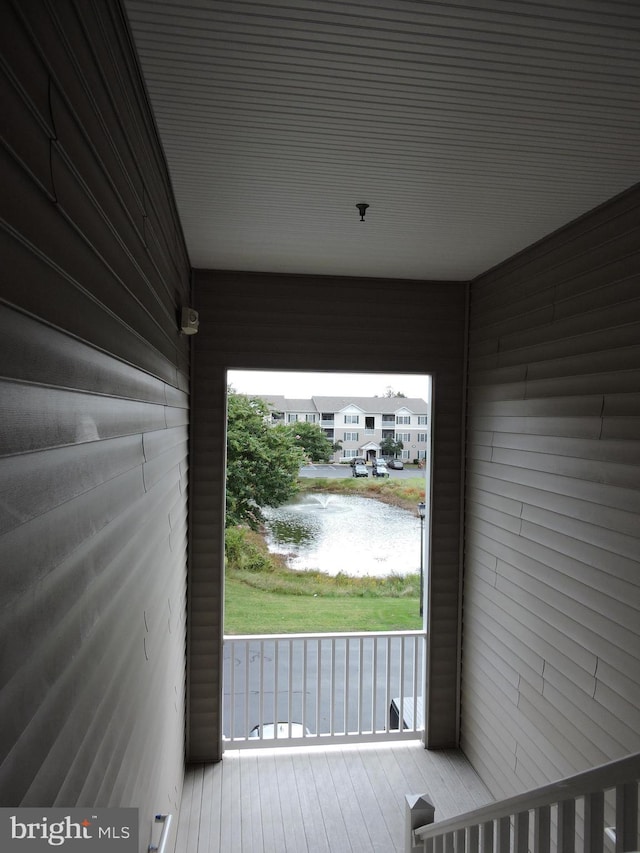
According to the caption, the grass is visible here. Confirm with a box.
[225,574,421,634]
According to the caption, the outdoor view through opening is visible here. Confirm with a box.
[222,370,432,746]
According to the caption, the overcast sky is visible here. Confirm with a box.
[227,369,430,400]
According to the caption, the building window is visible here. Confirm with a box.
[418,415,428,425]
[287,414,298,423]
[344,415,360,424]
[343,432,359,442]
[343,449,359,459]
[305,414,317,423]
[417,449,427,459]
[396,432,411,442]
[396,415,411,425]
[401,450,410,459]
[418,433,428,443]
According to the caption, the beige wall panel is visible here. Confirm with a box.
[0,4,191,851]
[189,270,467,757]
[463,183,640,798]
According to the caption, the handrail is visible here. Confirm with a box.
[148,813,172,853]
[415,752,640,842]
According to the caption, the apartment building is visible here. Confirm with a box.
[262,396,430,461]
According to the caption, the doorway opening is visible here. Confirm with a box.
[222,369,432,745]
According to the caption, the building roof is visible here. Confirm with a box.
[256,395,428,414]
[313,396,428,414]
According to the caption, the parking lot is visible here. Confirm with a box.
[300,463,421,479]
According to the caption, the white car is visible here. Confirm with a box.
[249,722,310,739]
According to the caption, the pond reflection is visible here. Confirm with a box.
[262,493,422,578]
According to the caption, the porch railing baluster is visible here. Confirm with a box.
[223,630,426,747]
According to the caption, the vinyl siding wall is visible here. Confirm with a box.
[0,1,191,846]
[189,270,467,760]
[462,184,640,799]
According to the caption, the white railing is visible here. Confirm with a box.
[408,752,640,853]
[223,630,426,747]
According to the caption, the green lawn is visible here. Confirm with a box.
[225,574,421,634]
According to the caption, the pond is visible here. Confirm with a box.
[261,493,423,578]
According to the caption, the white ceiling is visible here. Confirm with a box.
[124,0,640,281]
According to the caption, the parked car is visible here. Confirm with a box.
[387,458,404,470]
[349,457,366,467]
[372,459,389,477]
[352,462,369,477]
[249,722,310,739]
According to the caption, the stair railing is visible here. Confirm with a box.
[407,752,640,853]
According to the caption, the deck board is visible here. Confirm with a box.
[174,742,493,852]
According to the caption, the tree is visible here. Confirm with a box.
[283,420,336,462]
[226,390,305,528]
[380,435,404,458]
[383,386,406,398]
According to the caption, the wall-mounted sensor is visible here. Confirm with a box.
[180,306,199,334]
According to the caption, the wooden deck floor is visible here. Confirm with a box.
[174,741,493,852]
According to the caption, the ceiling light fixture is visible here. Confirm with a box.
[356,203,369,222]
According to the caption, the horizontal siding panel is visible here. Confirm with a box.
[462,670,561,789]
[0,306,172,404]
[593,679,640,737]
[470,260,640,347]
[464,611,545,693]
[472,189,640,301]
[142,425,188,460]
[1,0,190,833]
[542,665,640,750]
[489,448,639,490]
[142,440,188,493]
[479,431,640,467]
[468,459,640,513]
[494,297,640,354]
[0,381,169,456]
[464,186,640,800]
[465,564,601,690]
[3,485,184,804]
[467,471,639,537]
[0,4,54,136]
[50,98,179,328]
[521,504,639,562]
[0,434,143,537]
[469,415,603,439]
[516,683,610,770]
[594,659,640,710]
[473,261,639,331]
[18,2,148,211]
[468,514,639,618]
[1,71,54,198]
[555,272,640,315]
[492,326,640,376]
[471,395,604,417]
[1,227,181,387]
